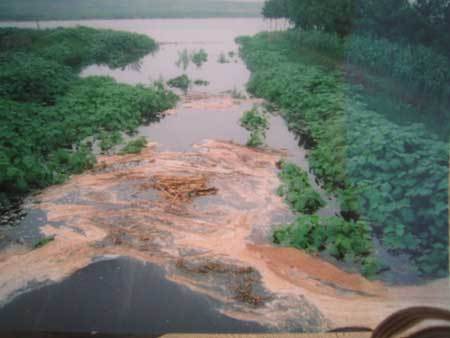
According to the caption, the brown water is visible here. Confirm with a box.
[0,18,289,93]
[0,18,447,335]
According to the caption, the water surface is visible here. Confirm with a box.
[0,257,265,335]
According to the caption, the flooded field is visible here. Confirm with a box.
[0,18,448,336]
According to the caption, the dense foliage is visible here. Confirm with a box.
[288,30,450,104]
[0,27,157,70]
[0,27,178,211]
[273,215,377,277]
[240,108,269,147]
[277,162,324,214]
[0,0,263,20]
[262,0,450,58]
[238,32,448,277]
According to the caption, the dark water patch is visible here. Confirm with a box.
[0,209,55,250]
[0,257,266,335]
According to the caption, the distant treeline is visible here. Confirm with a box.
[262,0,450,58]
[0,0,263,21]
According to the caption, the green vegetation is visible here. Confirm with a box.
[229,88,247,100]
[176,49,208,70]
[0,0,263,20]
[217,53,230,64]
[238,31,448,277]
[0,27,178,212]
[0,26,157,70]
[262,0,450,59]
[193,79,210,86]
[119,137,148,155]
[176,49,190,71]
[191,49,208,67]
[33,235,55,249]
[240,108,269,147]
[277,162,324,214]
[167,74,191,92]
[273,216,378,277]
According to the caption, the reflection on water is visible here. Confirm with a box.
[0,18,286,94]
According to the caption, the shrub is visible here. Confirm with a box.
[167,74,191,91]
[238,31,449,277]
[191,49,208,67]
[119,137,148,155]
[273,215,377,277]
[240,107,269,147]
[0,53,75,104]
[0,27,157,70]
[277,162,324,214]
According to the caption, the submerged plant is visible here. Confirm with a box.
[167,74,191,92]
[217,52,230,64]
[194,79,210,86]
[175,49,190,70]
[240,107,269,147]
[191,49,208,67]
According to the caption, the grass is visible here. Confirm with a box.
[33,235,55,249]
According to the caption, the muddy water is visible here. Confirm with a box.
[0,18,448,335]
[0,257,264,335]
[0,18,284,93]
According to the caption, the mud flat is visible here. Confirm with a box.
[0,134,448,333]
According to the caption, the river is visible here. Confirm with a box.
[0,18,447,336]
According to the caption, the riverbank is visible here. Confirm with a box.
[1,95,449,332]
[237,31,449,280]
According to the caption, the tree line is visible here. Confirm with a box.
[263,0,450,57]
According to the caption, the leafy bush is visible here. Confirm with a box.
[238,32,449,277]
[273,215,377,277]
[277,162,324,214]
[119,137,148,155]
[240,108,269,147]
[191,49,208,67]
[0,76,177,208]
[0,27,178,211]
[167,74,191,91]
[0,53,75,104]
